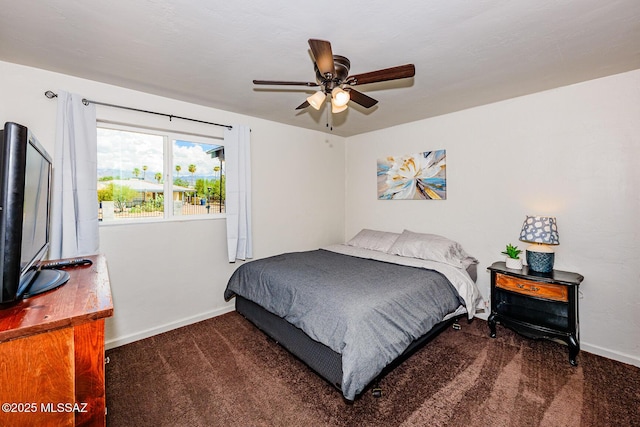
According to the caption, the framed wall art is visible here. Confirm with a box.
[377,150,446,200]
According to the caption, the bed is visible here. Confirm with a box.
[224,229,483,401]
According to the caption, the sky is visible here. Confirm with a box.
[97,128,222,181]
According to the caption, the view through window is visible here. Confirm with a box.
[97,126,225,222]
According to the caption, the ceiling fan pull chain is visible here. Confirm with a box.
[326,104,330,130]
[327,103,334,131]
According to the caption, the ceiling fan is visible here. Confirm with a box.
[253,39,415,114]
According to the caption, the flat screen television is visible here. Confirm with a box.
[0,122,68,307]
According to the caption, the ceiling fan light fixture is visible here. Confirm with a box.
[306,91,326,110]
[331,101,348,114]
[331,87,350,107]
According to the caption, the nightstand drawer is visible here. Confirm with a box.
[495,274,568,302]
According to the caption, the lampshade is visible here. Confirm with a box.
[331,101,348,113]
[519,216,559,245]
[331,87,350,107]
[306,91,326,110]
[519,215,559,273]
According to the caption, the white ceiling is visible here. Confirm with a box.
[1,0,639,137]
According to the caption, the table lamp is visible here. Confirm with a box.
[519,216,559,273]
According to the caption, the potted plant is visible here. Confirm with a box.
[502,243,523,269]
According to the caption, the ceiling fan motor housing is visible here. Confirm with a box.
[316,55,351,93]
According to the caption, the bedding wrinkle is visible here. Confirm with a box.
[324,244,483,318]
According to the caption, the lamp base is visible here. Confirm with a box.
[526,250,554,273]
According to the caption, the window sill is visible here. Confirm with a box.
[98,214,226,227]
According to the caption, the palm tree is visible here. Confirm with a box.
[132,167,140,179]
[143,165,148,181]
[214,165,221,212]
[155,172,162,184]
[175,165,181,177]
[188,164,196,187]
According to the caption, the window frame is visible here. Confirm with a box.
[97,122,226,225]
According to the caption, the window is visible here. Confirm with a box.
[97,124,224,222]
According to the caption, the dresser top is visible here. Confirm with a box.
[0,254,113,342]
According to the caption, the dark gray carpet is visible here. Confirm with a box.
[105,312,640,427]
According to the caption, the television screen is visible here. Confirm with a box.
[0,122,68,306]
[17,133,53,295]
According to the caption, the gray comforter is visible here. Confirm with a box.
[224,249,464,400]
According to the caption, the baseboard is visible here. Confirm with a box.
[472,313,639,368]
[581,342,640,368]
[105,305,235,350]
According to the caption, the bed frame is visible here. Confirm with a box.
[236,295,463,400]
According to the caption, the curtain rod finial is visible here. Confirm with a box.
[45,90,57,99]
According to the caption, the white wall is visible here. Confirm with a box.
[3,59,638,367]
[0,61,347,348]
[344,69,640,366]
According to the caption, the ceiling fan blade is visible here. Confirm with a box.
[347,89,378,108]
[253,80,319,87]
[348,64,415,86]
[308,39,335,77]
[295,100,310,110]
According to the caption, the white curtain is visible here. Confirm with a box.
[49,91,99,259]
[224,125,252,262]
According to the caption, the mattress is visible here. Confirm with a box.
[235,295,459,398]
[225,245,481,399]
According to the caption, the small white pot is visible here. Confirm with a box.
[505,257,523,269]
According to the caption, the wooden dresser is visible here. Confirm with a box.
[0,254,113,426]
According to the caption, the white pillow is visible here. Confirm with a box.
[387,229,474,268]
[346,229,400,253]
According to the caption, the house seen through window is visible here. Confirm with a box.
[97,125,225,221]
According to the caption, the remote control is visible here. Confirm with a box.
[41,258,93,269]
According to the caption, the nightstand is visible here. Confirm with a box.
[487,262,584,366]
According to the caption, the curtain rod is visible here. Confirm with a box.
[44,91,232,130]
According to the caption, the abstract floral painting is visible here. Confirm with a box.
[377,150,446,200]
